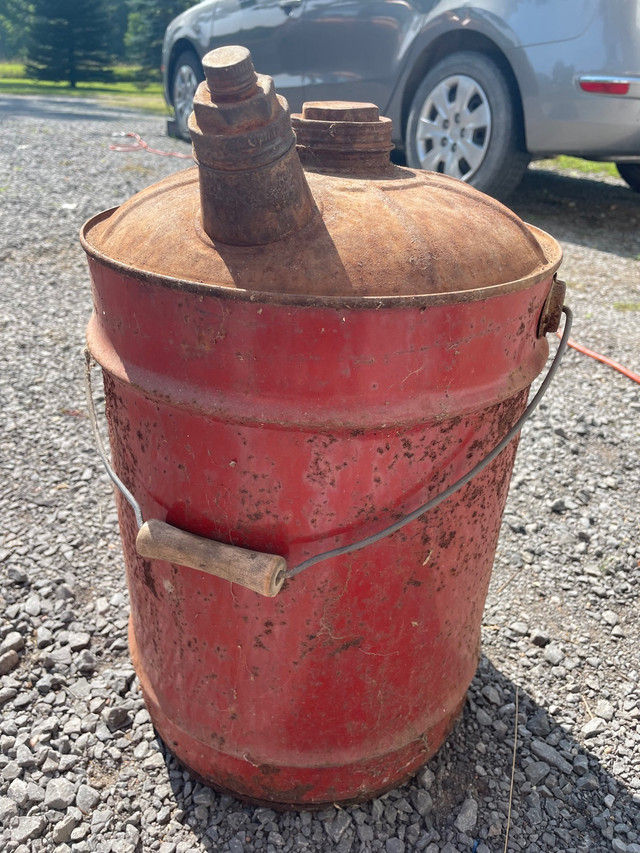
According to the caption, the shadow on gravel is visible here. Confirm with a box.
[511,169,640,260]
[154,656,637,852]
[0,94,146,123]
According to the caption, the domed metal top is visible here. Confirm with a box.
[82,49,561,301]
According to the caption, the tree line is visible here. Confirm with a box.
[0,0,195,86]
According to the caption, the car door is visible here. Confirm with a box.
[208,0,307,108]
[295,0,418,111]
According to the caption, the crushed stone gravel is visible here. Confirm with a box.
[1,94,639,852]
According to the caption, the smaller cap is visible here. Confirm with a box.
[301,102,381,122]
[292,101,394,171]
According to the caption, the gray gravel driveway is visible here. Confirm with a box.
[0,94,639,853]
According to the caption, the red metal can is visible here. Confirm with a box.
[82,46,563,806]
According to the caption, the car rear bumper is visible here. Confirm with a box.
[521,70,640,159]
[510,0,640,161]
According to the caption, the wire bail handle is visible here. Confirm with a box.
[85,305,572,595]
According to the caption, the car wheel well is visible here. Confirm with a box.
[168,39,200,106]
[616,162,640,193]
[400,32,525,153]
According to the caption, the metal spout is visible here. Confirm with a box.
[189,46,316,246]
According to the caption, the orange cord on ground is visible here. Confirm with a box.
[109,132,192,160]
[560,332,640,384]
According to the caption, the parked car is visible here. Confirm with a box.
[162,0,640,198]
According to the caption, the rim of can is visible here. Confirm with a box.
[80,210,562,310]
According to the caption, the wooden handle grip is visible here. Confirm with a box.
[136,519,287,597]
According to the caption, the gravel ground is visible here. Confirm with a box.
[0,94,639,853]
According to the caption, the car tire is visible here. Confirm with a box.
[406,51,530,200]
[171,50,204,141]
[616,163,640,192]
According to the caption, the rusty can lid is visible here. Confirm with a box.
[82,82,561,299]
[83,167,559,300]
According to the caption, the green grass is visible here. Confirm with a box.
[536,154,619,179]
[0,62,169,114]
[613,302,640,312]
[0,62,26,77]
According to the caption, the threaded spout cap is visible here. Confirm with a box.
[202,45,258,102]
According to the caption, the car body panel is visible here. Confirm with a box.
[208,0,307,103]
[509,2,640,155]
[162,0,640,165]
[478,0,598,47]
[294,0,419,109]
[162,1,216,99]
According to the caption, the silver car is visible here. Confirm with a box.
[162,0,640,198]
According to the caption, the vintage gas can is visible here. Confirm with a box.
[82,46,565,806]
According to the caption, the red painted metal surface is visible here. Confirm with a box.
[82,47,563,806]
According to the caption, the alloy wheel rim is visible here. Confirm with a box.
[174,64,199,131]
[415,74,492,181]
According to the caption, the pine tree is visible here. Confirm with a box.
[26,0,114,87]
[0,0,30,59]
[126,0,194,79]
[106,0,130,62]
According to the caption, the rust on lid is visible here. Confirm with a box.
[82,48,561,300]
[292,101,394,172]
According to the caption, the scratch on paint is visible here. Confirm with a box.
[358,647,399,658]
[401,366,425,386]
